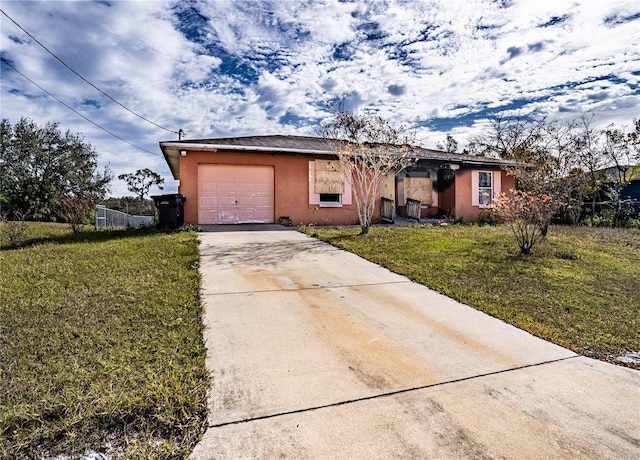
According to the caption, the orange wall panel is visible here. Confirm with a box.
[178,150,362,226]
[177,149,514,225]
[455,169,515,222]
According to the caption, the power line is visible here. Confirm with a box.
[1,57,161,157]
[0,8,179,135]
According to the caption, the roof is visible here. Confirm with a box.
[165,135,330,151]
[159,135,517,180]
[599,165,640,182]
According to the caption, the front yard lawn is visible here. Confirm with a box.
[303,224,640,368]
[0,224,209,459]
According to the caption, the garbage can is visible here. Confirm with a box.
[152,194,185,229]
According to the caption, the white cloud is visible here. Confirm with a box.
[1,0,638,195]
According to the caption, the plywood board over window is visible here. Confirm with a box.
[380,172,395,201]
[315,159,344,194]
[404,177,433,205]
[309,161,352,206]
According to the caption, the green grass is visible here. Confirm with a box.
[303,224,640,368]
[1,223,209,459]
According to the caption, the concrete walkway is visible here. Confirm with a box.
[191,229,639,459]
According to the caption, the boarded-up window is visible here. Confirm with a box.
[380,172,395,201]
[404,177,433,205]
[315,160,344,194]
[309,161,352,206]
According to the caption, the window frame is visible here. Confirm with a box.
[319,193,342,206]
[477,171,493,207]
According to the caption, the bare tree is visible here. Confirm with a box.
[474,112,640,228]
[471,113,577,235]
[572,113,609,218]
[469,113,546,160]
[600,121,640,225]
[629,118,640,160]
[321,108,415,234]
[512,118,584,232]
[60,195,92,234]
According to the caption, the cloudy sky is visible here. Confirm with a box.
[1,0,639,196]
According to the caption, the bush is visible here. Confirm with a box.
[60,196,92,234]
[627,218,640,229]
[0,210,29,248]
[478,210,499,226]
[491,190,552,254]
[175,224,204,233]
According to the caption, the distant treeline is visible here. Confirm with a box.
[99,196,155,216]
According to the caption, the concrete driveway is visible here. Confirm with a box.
[191,228,639,459]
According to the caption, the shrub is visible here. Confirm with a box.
[627,218,640,229]
[478,210,499,226]
[491,190,553,254]
[0,210,30,248]
[175,224,204,232]
[60,196,92,234]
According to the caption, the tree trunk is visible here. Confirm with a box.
[540,219,550,238]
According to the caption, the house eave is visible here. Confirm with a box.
[159,141,335,180]
[413,153,519,168]
[159,137,520,180]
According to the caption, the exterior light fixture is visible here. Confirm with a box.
[180,150,187,156]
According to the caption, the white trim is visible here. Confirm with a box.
[478,171,493,207]
[319,193,343,207]
[161,142,332,155]
[493,171,502,198]
[472,171,479,206]
[472,170,497,208]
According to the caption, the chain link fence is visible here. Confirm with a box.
[95,205,154,230]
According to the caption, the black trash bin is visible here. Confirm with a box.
[152,194,185,229]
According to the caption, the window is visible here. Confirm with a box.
[478,171,493,206]
[309,161,352,207]
[472,170,501,207]
[320,193,341,205]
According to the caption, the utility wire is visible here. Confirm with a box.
[1,8,179,135]
[2,58,161,157]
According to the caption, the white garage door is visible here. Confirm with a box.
[198,164,274,224]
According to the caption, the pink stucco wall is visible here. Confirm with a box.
[455,169,515,222]
[178,149,365,226]
[177,149,512,225]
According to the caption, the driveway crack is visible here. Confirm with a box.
[207,355,580,428]
[203,280,413,296]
